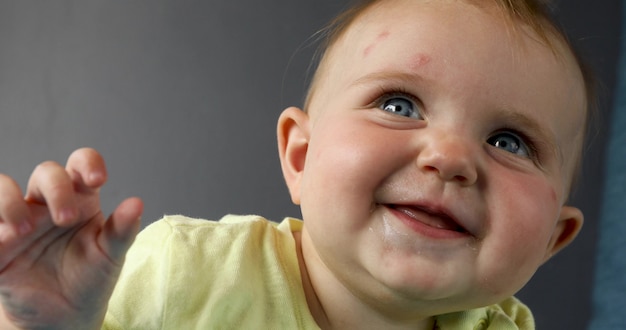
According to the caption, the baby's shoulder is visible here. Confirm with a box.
[436,297,535,329]
[140,214,280,243]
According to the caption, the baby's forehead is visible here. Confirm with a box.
[328,0,584,92]
[330,0,586,109]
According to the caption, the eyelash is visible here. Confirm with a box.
[370,88,422,113]
[367,87,542,163]
[491,127,541,161]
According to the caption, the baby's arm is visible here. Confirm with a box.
[0,148,143,329]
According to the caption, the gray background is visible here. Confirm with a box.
[0,1,620,329]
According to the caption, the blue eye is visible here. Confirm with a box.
[380,97,421,119]
[487,132,530,157]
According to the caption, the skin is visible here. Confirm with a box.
[278,0,585,329]
[0,0,585,329]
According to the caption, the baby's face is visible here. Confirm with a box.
[292,0,585,315]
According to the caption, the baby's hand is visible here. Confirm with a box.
[0,148,143,329]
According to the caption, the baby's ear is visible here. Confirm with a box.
[543,206,584,263]
[277,107,310,205]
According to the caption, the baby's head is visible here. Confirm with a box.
[278,0,589,318]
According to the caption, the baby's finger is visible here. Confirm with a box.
[25,161,78,227]
[97,197,143,265]
[65,148,108,193]
[0,174,32,239]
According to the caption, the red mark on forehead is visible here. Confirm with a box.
[409,53,431,71]
[363,30,391,58]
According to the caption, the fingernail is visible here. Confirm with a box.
[89,171,105,184]
[18,221,32,235]
[59,207,78,224]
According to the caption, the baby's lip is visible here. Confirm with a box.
[385,202,473,236]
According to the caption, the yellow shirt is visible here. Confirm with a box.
[103,215,534,329]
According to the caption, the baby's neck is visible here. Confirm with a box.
[292,229,436,330]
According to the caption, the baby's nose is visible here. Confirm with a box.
[416,131,478,186]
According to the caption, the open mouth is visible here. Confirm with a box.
[385,204,469,235]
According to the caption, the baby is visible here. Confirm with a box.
[0,0,592,329]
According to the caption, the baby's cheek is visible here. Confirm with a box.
[482,179,560,292]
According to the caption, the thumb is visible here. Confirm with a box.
[98,197,143,265]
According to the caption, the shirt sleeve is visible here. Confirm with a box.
[102,217,177,330]
[435,296,535,329]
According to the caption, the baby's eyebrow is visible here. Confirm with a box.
[350,71,427,88]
